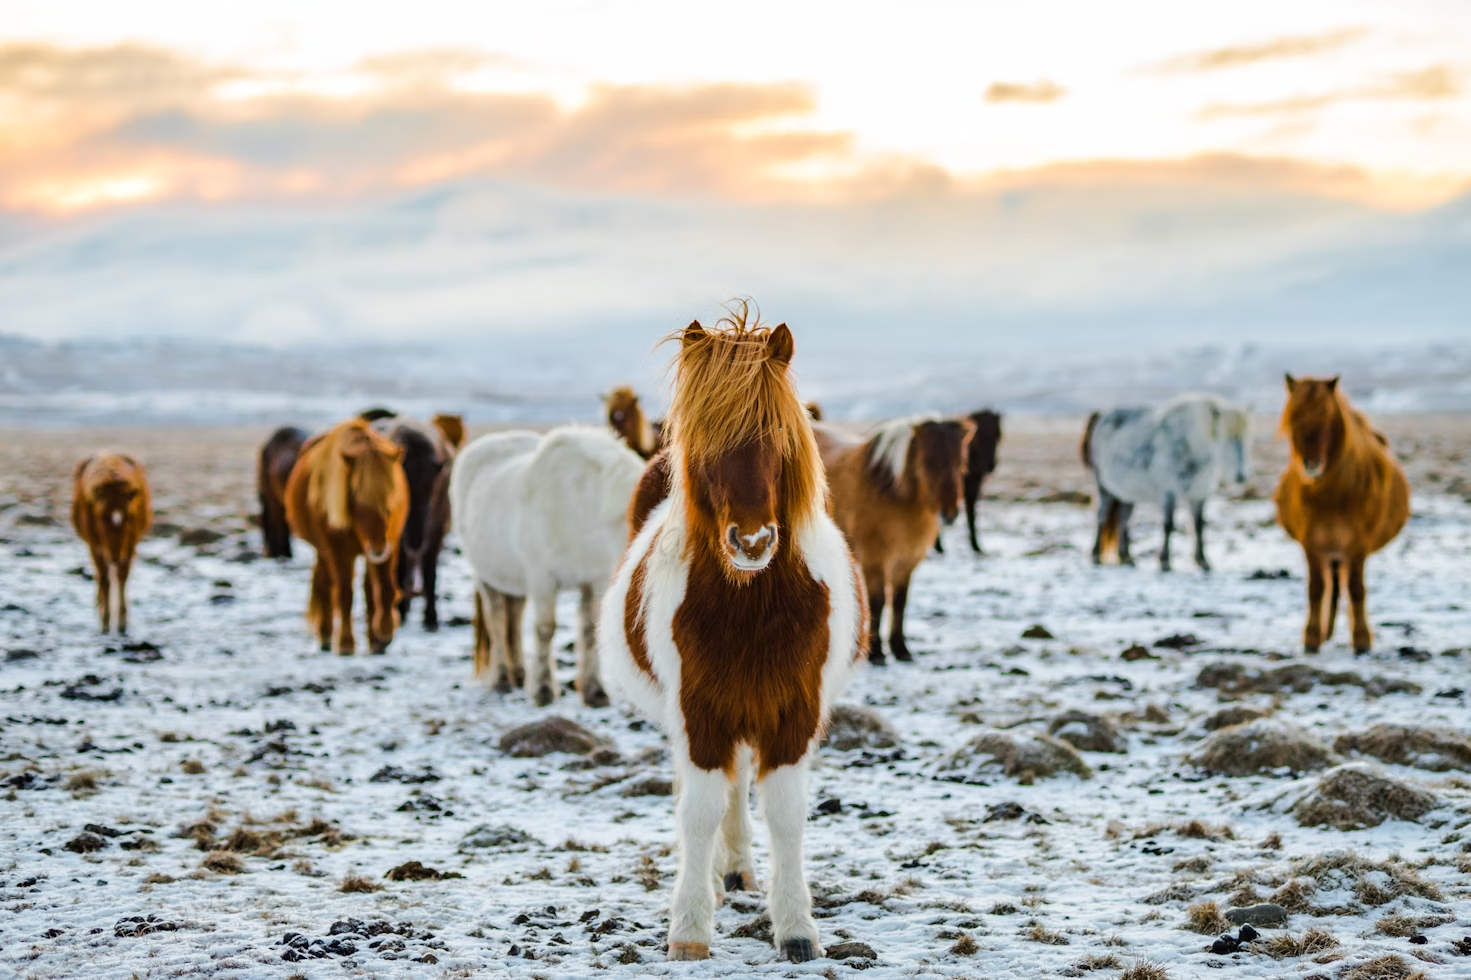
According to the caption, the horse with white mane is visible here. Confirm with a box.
[451,426,644,705]
[1082,394,1252,571]
[600,309,864,962]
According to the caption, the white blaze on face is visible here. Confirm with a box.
[110,510,124,527]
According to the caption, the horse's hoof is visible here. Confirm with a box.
[1303,643,1320,654]
[890,647,913,663]
[724,871,757,892]
[583,687,610,708]
[666,942,709,961]
[492,675,515,695]
[319,642,331,653]
[780,938,820,963]
[512,669,527,688]
[423,620,439,633]
[867,650,887,666]
[532,685,555,707]
[1159,561,1172,573]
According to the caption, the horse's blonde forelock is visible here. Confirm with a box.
[664,302,824,525]
[308,420,404,531]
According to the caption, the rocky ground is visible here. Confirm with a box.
[1,418,1469,979]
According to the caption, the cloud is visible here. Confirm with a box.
[0,42,853,210]
[983,80,1065,104]
[1155,27,1366,73]
[1198,64,1461,119]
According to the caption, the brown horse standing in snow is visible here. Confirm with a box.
[1275,375,1409,653]
[71,453,153,634]
[599,310,864,962]
[285,419,409,654]
[258,426,309,559]
[818,416,973,664]
[373,414,464,632]
[604,385,663,460]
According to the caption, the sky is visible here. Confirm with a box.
[0,0,1467,349]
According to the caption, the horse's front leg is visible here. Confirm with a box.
[114,552,134,635]
[721,748,757,893]
[887,560,919,662]
[1116,502,1137,566]
[759,761,821,962]
[89,546,111,633]
[863,566,886,665]
[332,548,357,655]
[506,594,528,689]
[1190,499,1210,571]
[1347,554,1371,653]
[420,536,443,632]
[1091,489,1113,564]
[1303,548,1325,653]
[1159,492,1176,572]
[965,473,984,554]
[366,556,398,653]
[527,589,558,706]
[575,584,609,707]
[309,557,333,651]
[667,761,729,960]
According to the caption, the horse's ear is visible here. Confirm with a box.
[767,323,794,366]
[1326,376,1339,393]
[1284,373,1297,392]
[682,321,706,349]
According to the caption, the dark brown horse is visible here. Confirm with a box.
[258,426,309,558]
[935,409,1002,554]
[286,419,409,654]
[1275,376,1409,653]
[818,416,973,664]
[372,415,464,631]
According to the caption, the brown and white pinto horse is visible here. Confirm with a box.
[285,419,409,654]
[604,385,663,460]
[1274,375,1409,653]
[71,453,152,634]
[258,426,309,558]
[817,416,973,664]
[600,310,864,963]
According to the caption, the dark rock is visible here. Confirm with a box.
[1225,904,1288,927]
[827,941,877,960]
[64,833,108,853]
[459,824,537,851]
[385,861,463,881]
[984,801,1048,824]
[369,766,440,784]
[5,648,39,661]
[1021,624,1054,640]
[621,777,673,798]
[178,527,226,547]
[1121,644,1156,662]
[814,797,842,815]
[1155,633,1202,650]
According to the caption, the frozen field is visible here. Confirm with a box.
[1,421,1468,979]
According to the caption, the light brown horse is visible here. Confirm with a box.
[604,385,663,459]
[71,453,153,634]
[600,308,864,962]
[818,416,973,664]
[285,419,409,654]
[1274,375,1409,653]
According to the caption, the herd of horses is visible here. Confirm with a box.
[63,310,1411,962]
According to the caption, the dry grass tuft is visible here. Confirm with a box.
[200,850,244,874]
[942,730,1091,784]
[1183,901,1231,935]
[1256,927,1339,959]
[1118,960,1168,980]
[1176,819,1233,841]
[1024,922,1070,945]
[950,933,978,956]
[65,771,100,794]
[1292,764,1441,829]
[180,759,206,775]
[1333,724,1471,772]
[1187,718,1339,776]
[339,873,383,893]
[1074,953,1122,971]
[1373,912,1454,938]
[1338,954,1429,980]
[1290,851,1443,906]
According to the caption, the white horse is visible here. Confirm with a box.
[450,426,645,705]
[1082,394,1252,571]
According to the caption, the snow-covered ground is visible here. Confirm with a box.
[1,453,1469,978]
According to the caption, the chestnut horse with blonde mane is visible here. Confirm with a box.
[1275,375,1409,653]
[72,453,152,634]
[816,415,973,664]
[604,385,663,460]
[285,419,409,654]
[600,308,864,963]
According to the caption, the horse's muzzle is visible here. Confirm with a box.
[725,523,778,572]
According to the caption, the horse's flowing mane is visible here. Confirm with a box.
[310,419,404,530]
[864,413,942,491]
[664,303,824,526]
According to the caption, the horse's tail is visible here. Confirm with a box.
[1081,411,1101,468]
[1098,496,1120,559]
